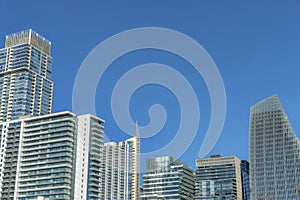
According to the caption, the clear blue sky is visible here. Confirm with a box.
[1,1,300,169]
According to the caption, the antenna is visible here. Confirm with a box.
[135,121,140,137]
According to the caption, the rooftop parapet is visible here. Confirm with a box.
[5,29,51,55]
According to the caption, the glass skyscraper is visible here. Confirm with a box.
[140,156,195,200]
[194,155,243,200]
[249,95,300,199]
[0,29,53,122]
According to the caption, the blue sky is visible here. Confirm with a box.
[1,1,300,169]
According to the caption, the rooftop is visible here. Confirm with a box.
[5,29,51,55]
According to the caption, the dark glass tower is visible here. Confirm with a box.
[249,95,300,199]
[241,160,250,200]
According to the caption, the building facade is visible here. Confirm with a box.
[249,95,300,199]
[0,30,109,200]
[240,160,250,200]
[0,111,104,200]
[102,131,140,200]
[194,155,243,200]
[0,30,53,122]
[140,156,195,200]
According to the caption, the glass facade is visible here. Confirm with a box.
[195,155,243,200]
[0,30,53,122]
[249,95,300,199]
[140,156,195,200]
[240,160,250,200]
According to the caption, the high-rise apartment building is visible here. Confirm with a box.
[0,30,53,122]
[194,155,243,200]
[249,95,300,199]
[0,111,104,200]
[102,131,140,200]
[140,156,195,200]
[0,30,108,200]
